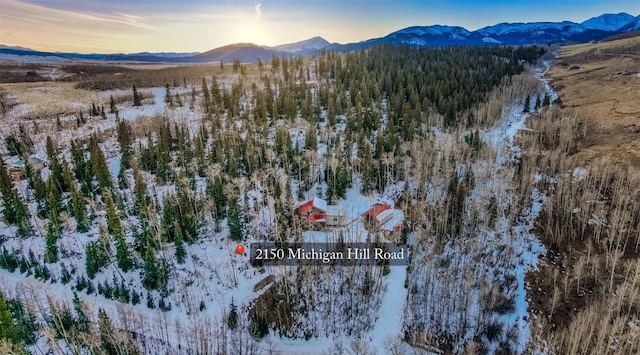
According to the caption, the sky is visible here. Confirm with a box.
[0,0,638,54]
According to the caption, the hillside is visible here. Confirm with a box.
[0,45,569,354]
[521,36,640,353]
[547,36,640,168]
[1,25,640,355]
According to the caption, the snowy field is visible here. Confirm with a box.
[0,57,558,354]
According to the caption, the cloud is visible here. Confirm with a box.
[2,1,157,31]
[255,1,261,19]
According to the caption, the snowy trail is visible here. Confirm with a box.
[258,263,408,354]
[402,60,555,353]
[478,61,557,352]
[368,265,408,350]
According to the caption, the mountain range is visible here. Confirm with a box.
[1,12,638,63]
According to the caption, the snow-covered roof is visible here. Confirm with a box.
[376,209,394,223]
[29,156,43,163]
[381,210,404,232]
[299,196,328,213]
[312,196,327,211]
[361,203,391,219]
[9,155,44,168]
[326,205,345,216]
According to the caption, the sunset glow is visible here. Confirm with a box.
[1,0,638,53]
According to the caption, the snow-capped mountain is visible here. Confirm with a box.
[328,13,638,52]
[474,21,605,44]
[618,15,640,32]
[394,25,471,38]
[581,13,636,31]
[359,25,475,47]
[481,37,502,44]
[273,36,331,54]
[477,21,586,36]
[2,12,640,64]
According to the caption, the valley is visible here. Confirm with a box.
[1,8,639,355]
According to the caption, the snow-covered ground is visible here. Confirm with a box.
[0,77,416,354]
[403,60,557,353]
[0,56,559,354]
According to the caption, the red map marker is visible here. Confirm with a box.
[235,244,245,255]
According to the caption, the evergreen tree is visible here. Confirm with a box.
[15,195,31,238]
[542,92,551,107]
[132,85,142,107]
[0,160,17,224]
[133,165,149,214]
[89,139,112,192]
[304,126,317,151]
[5,297,37,345]
[227,302,238,330]
[91,102,98,116]
[70,184,89,233]
[109,95,117,113]
[523,95,531,113]
[160,195,178,242]
[190,86,197,109]
[62,160,74,194]
[142,253,168,290]
[164,83,173,107]
[487,196,498,229]
[46,136,66,192]
[104,192,122,236]
[146,292,155,309]
[4,136,24,156]
[44,221,59,263]
[227,200,244,241]
[132,291,140,305]
[46,177,61,233]
[207,176,227,219]
[174,223,186,264]
[0,160,12,195]
[0,291,23,350]
[201,77,211,113]
[29,165,47,216]
[70,140,88,183]
[97,308,118,354]
[114,232,133,272]
[534,95,541,111]
[17,124,33,154]
[72,292,89,333]
[85,240,109,279]
[361,143,374,194]
[117,120,133,171]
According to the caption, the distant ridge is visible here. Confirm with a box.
[618,15,640,32]
[273,36,331,55]
[189,43,283,63]
[2,12,639,63]
[581,13,636,31]
[327,13,639,53]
